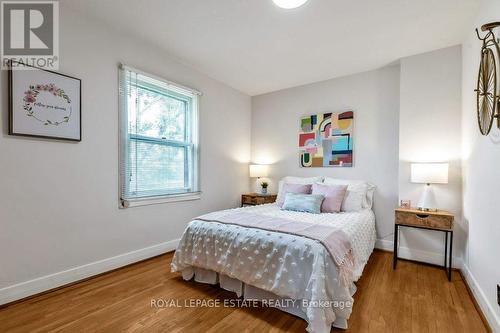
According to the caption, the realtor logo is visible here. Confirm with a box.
[1,1,59,69]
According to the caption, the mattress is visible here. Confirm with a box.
[171,204,376,332]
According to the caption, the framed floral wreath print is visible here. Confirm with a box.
[8,61,81,141]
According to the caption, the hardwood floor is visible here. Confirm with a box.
[0,250,488,333]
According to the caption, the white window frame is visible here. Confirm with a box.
[119,64,201,208]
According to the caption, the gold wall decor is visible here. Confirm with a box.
[475,22,500,135]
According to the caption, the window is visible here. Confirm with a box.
[119,65,200,207]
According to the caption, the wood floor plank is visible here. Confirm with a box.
[0,250,489,333]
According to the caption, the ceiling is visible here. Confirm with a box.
[63,0,479,96]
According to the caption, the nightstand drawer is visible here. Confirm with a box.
[241,193,277,206]
[396,210,453,230]
[254,197,267,205]
[242,195,257,205]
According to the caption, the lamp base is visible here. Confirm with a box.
[417,184,438,211]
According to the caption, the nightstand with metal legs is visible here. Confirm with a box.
[393,208,454,281]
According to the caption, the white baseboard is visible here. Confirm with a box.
[0,239,179,306]
[375,239,463,269]
[461,263,500,333]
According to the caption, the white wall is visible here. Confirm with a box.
[0,6,251,303]
[462,0,500,329]
[251,66,401,243]
[251,48,465,267]
[398,46,464,264]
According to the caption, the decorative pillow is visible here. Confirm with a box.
[323,178,376,212]
[276,176,322,205]
[281,193,324,214]
[311,183,347,213]
[276,183,312,207]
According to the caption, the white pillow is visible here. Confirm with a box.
[323,178,376,211]
[276,176,324,204]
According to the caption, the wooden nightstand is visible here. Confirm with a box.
[241,193,277,207]
[393,208,454,281]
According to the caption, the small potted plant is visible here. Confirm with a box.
[260,181,269,195]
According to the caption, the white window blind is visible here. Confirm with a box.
[119,65,200,207]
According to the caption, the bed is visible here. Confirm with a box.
[171,201,376,333]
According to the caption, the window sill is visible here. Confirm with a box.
[120,192,201,208]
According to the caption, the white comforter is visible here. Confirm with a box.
[171,204,376,332]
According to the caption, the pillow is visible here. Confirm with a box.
[311,183,347,213]
[276,183,312,207]
[276,176,323,204]
[281,193,324,214]
[323,178,376,211]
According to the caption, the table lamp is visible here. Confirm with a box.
[249,164,269,194]
[410,163,448,211]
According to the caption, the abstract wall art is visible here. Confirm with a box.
[299,111,353,167]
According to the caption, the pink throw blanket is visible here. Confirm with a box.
[196,211,354,285]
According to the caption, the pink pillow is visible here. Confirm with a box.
[276,183,312,207]
[312,183,347,213]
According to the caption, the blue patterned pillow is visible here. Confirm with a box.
[281,193,325,214]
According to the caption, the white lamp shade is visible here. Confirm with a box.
[411,163,448,184]
[272,0,309,9]
[249,164,269,178]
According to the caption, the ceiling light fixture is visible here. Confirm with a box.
[272,0,309,9]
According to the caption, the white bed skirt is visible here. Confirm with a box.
[181,266,351,330]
